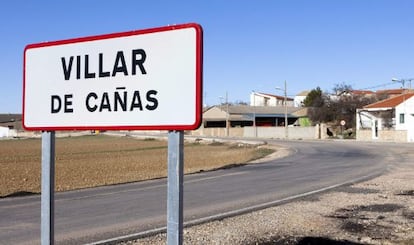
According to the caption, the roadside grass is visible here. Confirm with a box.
[0,135,274,197]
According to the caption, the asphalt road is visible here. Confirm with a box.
[0,140,404,244]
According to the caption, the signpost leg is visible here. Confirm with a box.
[167,130,184,245]
[41,131,55,245]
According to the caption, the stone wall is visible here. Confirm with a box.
[357,129,408,142]
[191,127,244,138]
[192,126,319,140]
[356,129,371,141]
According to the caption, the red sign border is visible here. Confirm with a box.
[23,23,203,131]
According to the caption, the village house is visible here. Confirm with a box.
[0,114,22,138]
[250,92,294,107]
[356,93,414,142]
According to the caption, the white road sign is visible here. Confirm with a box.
[23,23,203,130]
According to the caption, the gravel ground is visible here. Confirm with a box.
[121,155,414,244]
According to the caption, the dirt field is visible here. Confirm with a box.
[0,135,273,197]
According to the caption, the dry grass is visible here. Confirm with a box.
[0,135,272,197]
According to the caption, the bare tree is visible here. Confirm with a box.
[305,84,379,129]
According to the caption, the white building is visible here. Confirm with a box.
[250,92,294,107]
[356,93,414,142]
[293,91,309,107]
[0,126,9,138]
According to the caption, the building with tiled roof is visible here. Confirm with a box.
[364,93,414,109]
[337,89,374,96]
[0,114,22,130]
[191,105,321,139]
[351,90,375,96]
[0,114,22,138]
[375,88,407,97]
[294,91,309,107]
[356,93,414,142]
[202,105,300,128]
[250,92,294,107]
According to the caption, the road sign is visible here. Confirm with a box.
[23,23,203,131]
[340,120,346,126]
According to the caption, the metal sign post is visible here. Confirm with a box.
[167,130,184,245]
[41,131,55,245]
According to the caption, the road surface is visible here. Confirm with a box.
[0,140,402,244]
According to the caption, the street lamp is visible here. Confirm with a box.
[392,78,413,130]
[392,77,414,90]
[276,80,288,139]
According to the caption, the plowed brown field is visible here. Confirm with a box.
[0,135,273,197]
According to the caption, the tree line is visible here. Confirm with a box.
[303,83,387,129]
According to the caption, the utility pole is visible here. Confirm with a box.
[284,80,288,139]
[226,91,229,137]
[220,92,230,137]
[392,77,414,91]
[276,81,288,139]
[252,90,257,137]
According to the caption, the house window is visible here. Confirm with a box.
[264,97,269,106]
[399,113,405,124]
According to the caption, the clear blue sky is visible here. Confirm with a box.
[1,1,414,113]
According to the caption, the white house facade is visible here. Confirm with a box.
[293,91,309,107]
[356,93,414,142]
[250,92,294,107]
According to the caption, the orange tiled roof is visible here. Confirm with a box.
[351,90,374,95]
[375,89,405,95]
[364,93,414,109]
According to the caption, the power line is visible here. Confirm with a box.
[357,82,397,91]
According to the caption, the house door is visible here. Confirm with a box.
[408,129,414,142]
[372,119,379,139]
[407,114,414,142]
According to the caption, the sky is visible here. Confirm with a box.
[1,0,414,113]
